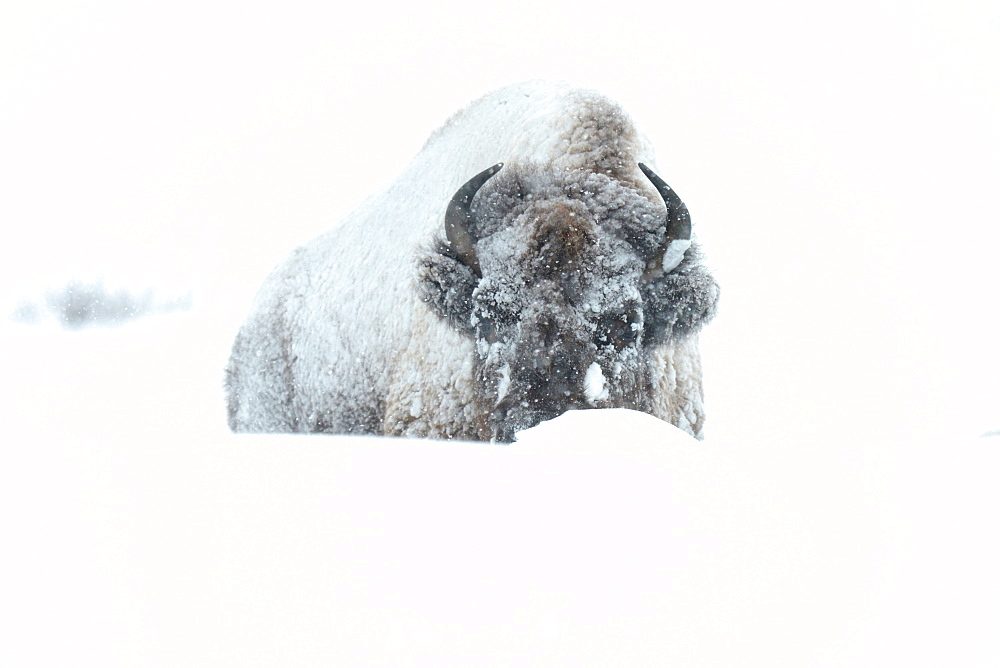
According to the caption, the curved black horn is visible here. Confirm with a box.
[638,163,691,281]
[638,163,691,243]
[445,163,503,276]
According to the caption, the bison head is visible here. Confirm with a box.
[419,162,718,442]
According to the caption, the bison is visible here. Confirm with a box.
[226,81,719,442]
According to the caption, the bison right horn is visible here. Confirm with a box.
[638,162,692,281]
[445,163,503,276]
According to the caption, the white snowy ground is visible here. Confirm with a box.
[3,313,999,666]
[3,0,999,666]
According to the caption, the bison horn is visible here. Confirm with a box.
[638,162,692,281]
[445,163,503,276]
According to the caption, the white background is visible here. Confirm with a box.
[2,1,998,665]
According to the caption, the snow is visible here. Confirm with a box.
[3,0,1000,665]
[659,238,691,274]
[496,363,511,403]
[583,361,608,403]
[3,314,999,666]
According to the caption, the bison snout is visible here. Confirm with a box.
[522,349,587,402]
[489,357,594,440]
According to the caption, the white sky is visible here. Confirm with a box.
[2,0,998,440]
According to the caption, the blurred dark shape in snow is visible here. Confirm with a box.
[10,299,41,324]
[8,280,191,329]
[48,281,154,328]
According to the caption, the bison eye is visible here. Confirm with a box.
[476,319,497,343]
[476,316,512,344]
[594,308,642,351]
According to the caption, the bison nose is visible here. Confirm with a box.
[534,351,585,404]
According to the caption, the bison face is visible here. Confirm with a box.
[419,163,718,442]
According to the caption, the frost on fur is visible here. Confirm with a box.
[416,162,718,442]
[226,81,719,442]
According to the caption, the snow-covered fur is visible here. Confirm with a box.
[226,81,719,442]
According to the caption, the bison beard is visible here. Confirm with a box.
[225,82,719,442]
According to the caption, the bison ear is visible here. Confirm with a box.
[640,242,720,345]
[638,163,692,282]
[418,241,480,335]
[445,163,503,276]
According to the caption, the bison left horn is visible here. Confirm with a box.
[639,162,692,281]
[445,163,503,276]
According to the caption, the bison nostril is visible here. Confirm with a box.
[551,353,579,383]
